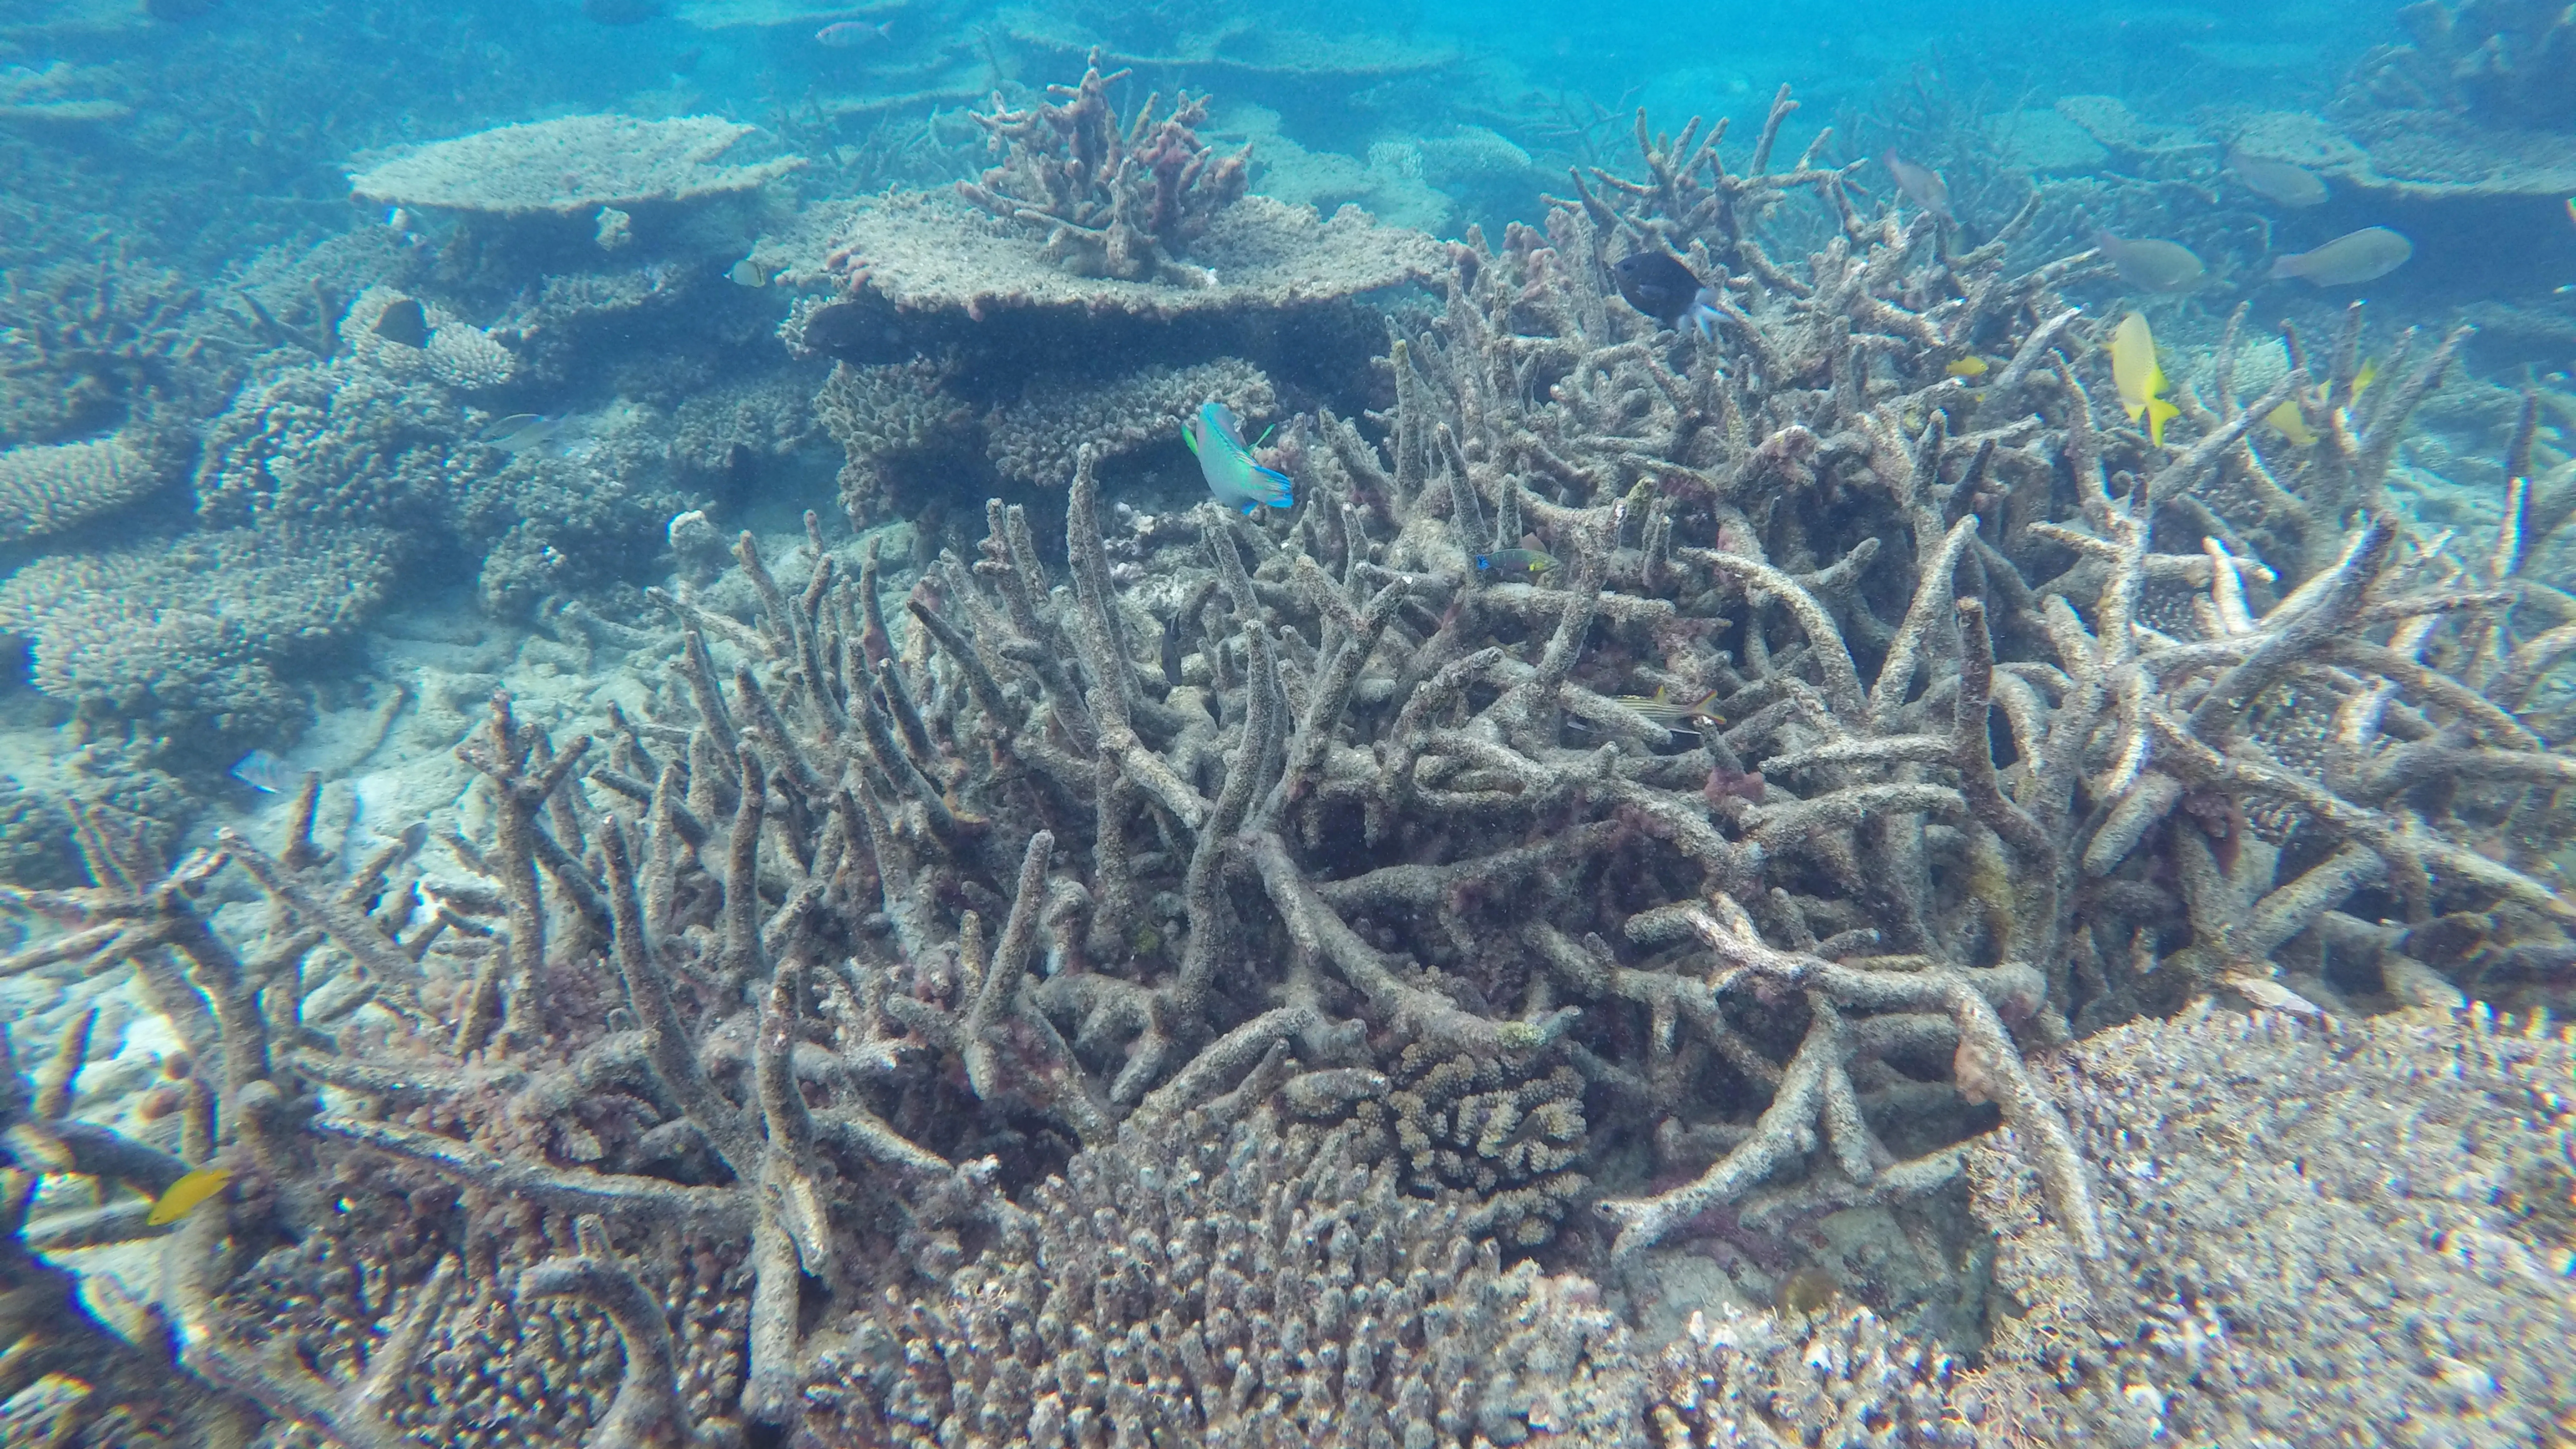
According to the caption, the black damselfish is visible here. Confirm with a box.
[1611,251,1719,338]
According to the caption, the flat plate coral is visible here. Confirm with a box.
[786,191,1446,321]
[349,114,804,215]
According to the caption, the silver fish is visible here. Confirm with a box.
[2226,149,2327,207]
[1882,152,1952,221]
[2269,226,2412,286]
[230,749,301,795]
[480,412,568,452]
[815,19,892,45]
[2094,229,2206,293]
[727,258,770,288]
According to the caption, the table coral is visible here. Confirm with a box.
[349,114,804,217]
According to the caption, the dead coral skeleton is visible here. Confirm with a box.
[957,45,1249,283]
[0,82,2567,1449]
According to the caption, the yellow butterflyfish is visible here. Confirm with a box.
[146,1165,232,1226]
[2109,313,2179,447]
[2264,357,2376,447]
[1944,355,1990,378]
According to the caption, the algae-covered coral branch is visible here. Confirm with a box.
[957,45,1249,283]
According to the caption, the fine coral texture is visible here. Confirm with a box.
[349,114,805,215]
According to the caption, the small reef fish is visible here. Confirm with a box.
[371,297,429,348]
[2269,226,2412,286]
[1161,612,1186,689]
[146,1165,232,1226]
[1182,400,1294,515]
[480,412,568,452]
[229,749,298,794]
[2264,358,2377,446]
[1944,356,1990,379]
[1881,152,1952,222]
[816,19,893,45]
[1616,686,1724,731]
[2226,149,2327,207]
[2110,312,2178,448]
[1475,549,1557,577]
[1610,252,1719,339]
[2094,229,2206,293]
[727,258,772,288]
[1776,1265,1840,1315]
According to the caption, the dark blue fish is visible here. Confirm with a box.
[1476,548,1558,576]
[1611,252,1720,340]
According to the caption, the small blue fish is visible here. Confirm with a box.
[1182,401,1294,515]
[1475,548,1557,576]
[230,750,298,794]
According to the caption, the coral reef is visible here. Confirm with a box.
[1372,1041,1588,1246]
[984,355,1273,485]
[0,68,2568,1449]
[775,51,1444,528]
[813,354,981,524]
[341,286,517,391]
[0,245,240,445]
[349,114,805,217]
[957,48,1249,283]
[806,1109,1645,1446]
[804,186,1445,321]
[0,435,163,542]
[192,360,492,532]
[2349,0,2576,129]
[1964,1004,2576,1445]
[0,526,396,744]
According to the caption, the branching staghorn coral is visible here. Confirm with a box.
[957,46,1249,283]
[0,244,242,444]
[0,83,2567,1449]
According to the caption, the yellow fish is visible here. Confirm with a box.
[2110,312,2178,447]
[2263,358,2376,447]
[146,1165,231,1226]
[1944,356,1990,379]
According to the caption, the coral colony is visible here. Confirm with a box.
[1,16,2574,1449]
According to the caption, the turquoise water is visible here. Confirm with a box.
[3,1,2573,1445]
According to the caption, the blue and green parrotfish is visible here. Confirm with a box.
[1183,401,1295,515]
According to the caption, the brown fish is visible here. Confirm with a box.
[2269,226,2412,285]
[2226,148,2326,207]
[1882,152,1952,221]
[2094,229,2206,293]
